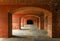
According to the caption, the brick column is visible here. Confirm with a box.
[51,0,60,38]
[52,10,60,38]
[0,12,9,38]
[19,18,21,29]
[40,13,44,29]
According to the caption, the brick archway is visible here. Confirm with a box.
[20,15,40,29]
[9,7,52,37]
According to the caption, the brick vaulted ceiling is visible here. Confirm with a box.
[0,0,50,5]
[0,0,58,11]
[0,0,55,11]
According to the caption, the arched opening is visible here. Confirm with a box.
[21,15,40,29]
[27,20,33,24]
[8,7,52,38]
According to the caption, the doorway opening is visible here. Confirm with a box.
[27,20,33,24]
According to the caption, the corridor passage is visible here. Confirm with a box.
[0,0,60,41]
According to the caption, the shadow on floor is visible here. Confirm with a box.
[12,35,27,38]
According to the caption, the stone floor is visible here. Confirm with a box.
[5,25,59,41]
[0,37,60,41]
[12,25,48,37]
[0,30,59,41]
[11,30,60,41]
